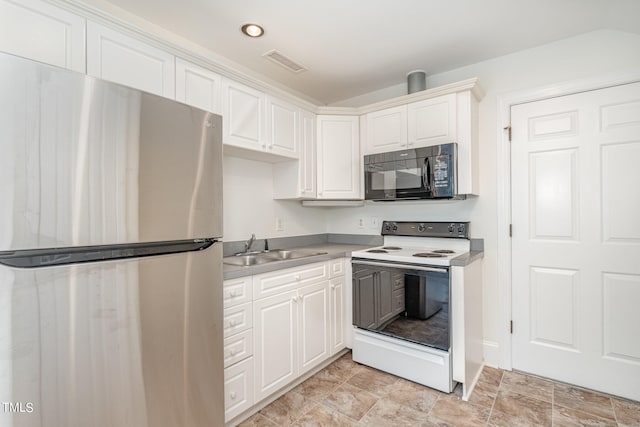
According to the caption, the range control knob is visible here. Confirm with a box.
[458,224,465,234]
[448,223,455,233]
[392,223,398,232]
[383,222,391,232]
[418,224,426,232]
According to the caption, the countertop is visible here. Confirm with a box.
[222,242,484,280]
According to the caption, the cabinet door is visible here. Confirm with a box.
[175,58,222,114]
[352,270,376,329]
[330,276,345,355]
[298,281,330,376]
[224,357,254,422]
[377,270,395,326]
[317,115,361,199]
[86,21,175,98]
[407,93,456,148]
[0,0,85,72]
[222,79,265,151]
[299,109,317,197]
[364,105,407,155]
[253,290,297,402]
[266,96,298,158]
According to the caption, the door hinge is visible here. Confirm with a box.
[509,224,512,237]
[510,320,513,334]
[504,125,512,142]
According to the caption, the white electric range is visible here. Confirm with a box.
[350,221,470,393]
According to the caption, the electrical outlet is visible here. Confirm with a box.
[275,217,284,231]
[370,217,381,229]
[357,218,365,228]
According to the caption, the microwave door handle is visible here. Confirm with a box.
[423,157,431,192]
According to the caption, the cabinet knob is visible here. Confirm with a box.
[331,284,336,289]
[295,275,301,281]
[229,319,239,327]
[230,392,237,400]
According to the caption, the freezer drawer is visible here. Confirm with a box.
[0,243,224,427]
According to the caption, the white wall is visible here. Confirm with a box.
[325,29,640,367]
[222,156,326,241]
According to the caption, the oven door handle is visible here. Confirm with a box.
[351,259,448,273]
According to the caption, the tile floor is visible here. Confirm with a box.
[237,351,640,427]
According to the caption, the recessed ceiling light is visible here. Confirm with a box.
[241,23,264,38]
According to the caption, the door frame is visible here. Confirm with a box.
[495,70,640,370]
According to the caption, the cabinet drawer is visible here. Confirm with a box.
[223,302,252,338]
[224,356,254,422]
[223,276,252,308]
[329,258,344,278]
[224,329,253,368]
[393,289,405,315]
[253,262,328,299]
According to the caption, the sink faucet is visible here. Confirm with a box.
[243,233,256,253]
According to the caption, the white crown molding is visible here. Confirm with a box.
[47,0,484,117]
[318,78,484,116]
[49,0,321,111]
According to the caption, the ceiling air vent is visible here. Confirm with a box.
[262,49,306,73]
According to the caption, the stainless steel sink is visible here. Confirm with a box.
[262,249,328,260]
[222,255,273,266]
[223,249,328,266]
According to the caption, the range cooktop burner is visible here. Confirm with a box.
[432,249,455,254]
[367,249,388,253]
[382,246,402,250]
[413,252,446,258]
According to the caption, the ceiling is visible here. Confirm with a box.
[91,0,640,105]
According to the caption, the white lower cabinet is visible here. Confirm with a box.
[298,281,331,376]
[224,258,346,423]
[223,277,255,422]
[330,276,345,355]
[224,357,254,421]
[253,289,298,402]
[253,280,330,402]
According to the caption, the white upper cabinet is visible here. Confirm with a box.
[222,78,299,160]
[273,109,316,199]
[0,0,85,72]
[266,96,298,158]
[316,115,361,200]
[363,93,457,155]
[407,93,457,148]
[86,21,175,98]
[364,105,407,154]
[299,110,317,198]
[222,78,266,152]
[175,58,222,114]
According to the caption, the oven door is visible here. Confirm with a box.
[352,259,451,351]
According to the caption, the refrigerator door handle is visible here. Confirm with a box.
[0,238,218,269]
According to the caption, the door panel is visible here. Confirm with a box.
[511,82,640,401]
[298,281,330,375]
[253,290,297,402]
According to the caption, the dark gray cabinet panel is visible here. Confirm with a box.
[353,269,377,329]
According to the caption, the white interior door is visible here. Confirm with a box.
[511,82,640,401]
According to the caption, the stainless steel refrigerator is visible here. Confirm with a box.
[0,52,224,427]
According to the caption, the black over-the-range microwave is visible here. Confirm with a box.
[364,142,458,201]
